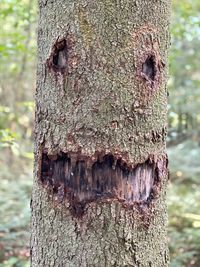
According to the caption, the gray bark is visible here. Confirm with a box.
[31,0,171,266]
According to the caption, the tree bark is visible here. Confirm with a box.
[31,0,171,266]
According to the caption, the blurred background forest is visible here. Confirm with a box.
[0,0,200,266]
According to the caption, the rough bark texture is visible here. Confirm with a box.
[31,0,171,266]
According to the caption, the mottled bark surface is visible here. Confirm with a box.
[31,0,171,266]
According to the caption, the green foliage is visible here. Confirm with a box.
[0,0,36,77]
[168,0,200,141]
[0,0,36,265]
[168,141,200,266]
[167,7,200,264]
[0,155,32,265]
[0,257,29,267]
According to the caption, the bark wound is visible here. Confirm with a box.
[141,54,157,88]
[40,152,165,217]
[142,55,156,82]
[47,39,68,74]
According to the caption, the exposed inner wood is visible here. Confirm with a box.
[41,152,157,206]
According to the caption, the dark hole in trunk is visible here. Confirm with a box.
[52,40,68,69]
[142,55,156,82]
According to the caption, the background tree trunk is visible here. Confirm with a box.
[31,0,171,266]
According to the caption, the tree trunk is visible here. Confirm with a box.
[31,1,171,266]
